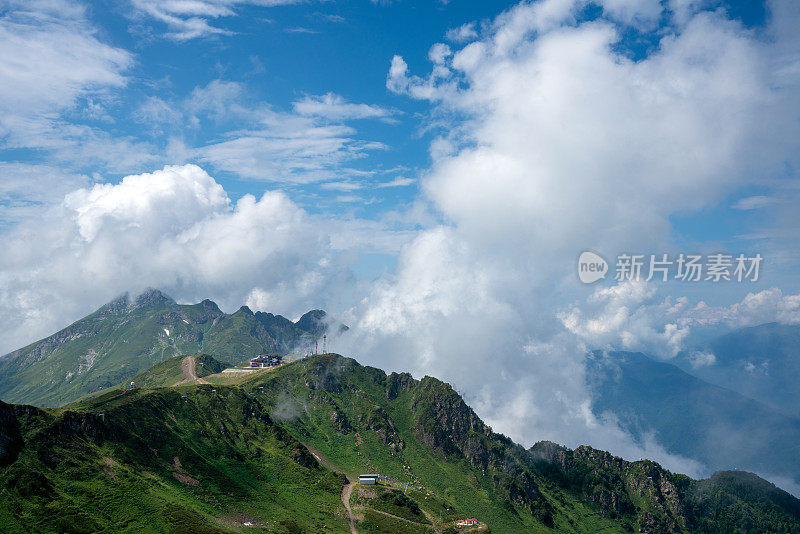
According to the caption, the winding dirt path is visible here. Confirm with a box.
[174,355,209,385]
[182,356,198,381]
[300,443,357,533]
[342,480,358,534]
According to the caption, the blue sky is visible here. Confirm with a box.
[19,0,536,218]
[0,0,779,227]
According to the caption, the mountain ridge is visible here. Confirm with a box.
[2,353,799,533]
[0,289,346,407]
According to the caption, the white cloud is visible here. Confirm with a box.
[133,96,183,126]
[378,177,415,188]
[689,350,716,368]
[284,27,318,34]
[0,1,133,154]
[2,0,799,487]
[183,82,389,183]
[560,281,692,358]
[348,0,800,475]
[732,195,776,210]
[0,1,161,177]
[693,288,800,326]
[293,93,395,122]
[0,163,90,226]
[63,164,229,242]
[446,22,478,43]
[185,79,246,122]
[599,0,663,28]
[560,285,800,360]
[195,122,384,183]
[320,181,364,192]
[0,164,353,354]
[129,0,302,40]
[0,2,131,118]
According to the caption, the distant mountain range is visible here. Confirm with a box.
[587,323,800,491]
[3,354,799,533]
[0,289,345,407]
[674,323,800,417]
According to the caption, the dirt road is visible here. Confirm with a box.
[174,355,209,385]
[341,480,358,534]
[301,443,357,533]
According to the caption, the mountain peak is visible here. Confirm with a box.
[132,288,175,310]
[295,310,328,336]
[236,305,254,316]
[198,298,222,313]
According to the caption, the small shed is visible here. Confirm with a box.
[358,474,380,485]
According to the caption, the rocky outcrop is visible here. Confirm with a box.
[529,444,690,532]
[408,377,553,524]
[409,377,491,458]
[385,372,415,400]
[363,407,404,451]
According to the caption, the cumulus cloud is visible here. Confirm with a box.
[692,288,800,327]
[689,350,716,369]
[346,0,800,475]
[560,281,692,358]
[0,164,355,354]
[560,283,800,361]
[3,0,800,487]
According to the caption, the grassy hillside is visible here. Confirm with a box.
[2,354,799,533]
[230,355,800,533]
[105,353,231,393]
[0,289,340,407]
[0,386,349,534]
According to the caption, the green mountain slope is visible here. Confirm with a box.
[253,355,800,533]
[0,385,348,533]
[3,354,796,533]
[0,290,342,407]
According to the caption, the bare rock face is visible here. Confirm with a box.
[408,377,554,525]
[385,372,415,401]
[0,400,22,467]
[363,406,404,451]
[541,446,688,533]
